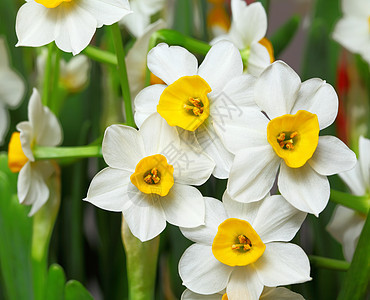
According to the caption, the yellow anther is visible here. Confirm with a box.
[189,97,202,108]
[238,235,248,244]
[144,174,153,184]
[277,132,286,142]
[244,244,251,251]
[290,131,298,139]
[143,168,161,185]
[193,107,203,116]
[285,142,294,150]
[231,245,240,250]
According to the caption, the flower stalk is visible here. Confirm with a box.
[121,218,160,300]
[330,189,369,215]
[309,255,350,271]
[33,145,102,160]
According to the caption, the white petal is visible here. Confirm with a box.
[123,196,166,242]
[181,289,222,300]
[342,0,370,17]
[359,136,370,189]
[160,184,205,228]
[214,108,269,154]
[84,167,132,212]
[227,146,281,203]
[77,0,131,28]
[254,61,301,119]
[134,84,166,128]
[179,244,232,294]
[326,206,365,261]
[247,42,271,77]
[226,266,264,300]
[17,162,32,205]
[308,136,357,176]
[147,43,198,85]
[261,287,305,300]
[196,123,234,179]
[254,242,311,286]
[54,3,97,55]
[140,113,180,156]
[181,197,228,245]
[16,122,35,161]
[102,124,145,170]
[198,41,243,93]
[126,20,166,98]
[0,106,9,145]
[0,69,25,108]
[339,161,366,196]
[181,197,227,245]
[251,195,307,243]
[278,163,330,216]
[120,6,148,38]
[292,78,338,130]
[16,2,56,48]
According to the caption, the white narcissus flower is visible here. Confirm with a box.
[327,136,369,261]
[84,113,215,242]
[135,41,257,179]
[211,0,273,76]
[37,48,91,93]
[217,60,357,216]
[16,0,132,55]
[8,88,63,216]
[179,194,310,300]
[120,0,165,38]
[182,286,305,300]
[0,38,25,145]
[126,19,166,99]
[332,0,370,64]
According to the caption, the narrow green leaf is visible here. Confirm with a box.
[330,189,369,215]
[44,264,66,300]
[64,280,93,300]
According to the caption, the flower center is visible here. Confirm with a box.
[130,154,174,196]
[259,37,275,63]
[34,0,72,8]
[267,110,320,168]
[212,218,266,267]
[8,132,29,173]
[157,75,211,131]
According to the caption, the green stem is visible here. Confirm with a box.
[121,218,159,300]
[50,47,61,115]
[83,46,117,66]
[337,213,370,300]
[33,145,102,160]
[109,23,135,128]
[309,255,350,272]
[330,189,369,215]
[42,43,55,107]
[32,168,61,300]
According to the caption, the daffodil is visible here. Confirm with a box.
[182,286,305,300]
[332,0,370,64]
[327,136,369,261]
[126,20,166,99]
[0,38,25,144]
[84,113,215,242]
[120,0,165,38]
[179,194,310,299]
[16,0,131,55]
[8,88,63,216]
[134,41,257,179]
[37,48,90,93]
[211,0,273,76]
[216,61,357,216]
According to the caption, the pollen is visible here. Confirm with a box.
[184,97,204,116]
[277,131,298,150]
[143,168,161,184]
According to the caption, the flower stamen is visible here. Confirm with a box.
[277,131,298,150]
[143,167,161,184]
[184,97,204,116]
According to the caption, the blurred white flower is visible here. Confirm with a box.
[8,88,63,216]
[0,38,25,145]
[84,113,215,242]
[327,136,369,261]
[217,61,356,216]
[179,194,309,299]
[16,0,131,55]
[211,0,273,76]
[333,0,370,64]
[120,0,165,37]
[135,41,258,179]
[37,48,90,93]
[182,286,305,300]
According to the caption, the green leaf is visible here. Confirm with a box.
[330,189,369,214]
[0,153,34,300]
[270,15,300,58]
[44,264,66,300]
[64,280,93,300]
